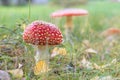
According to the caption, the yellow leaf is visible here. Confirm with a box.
[51,47,67,57]
[33,60,49,75]
[58,48,67,56]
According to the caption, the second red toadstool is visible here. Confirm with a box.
[51,8,88,40]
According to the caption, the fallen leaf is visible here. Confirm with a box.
[18,63,23,69]
[51,47,67,57]
[82,40,90,48]
[58,48,67,56]
[85,48,97,54]
[51,47,59,57]
[33,60,49,75]
[7,69,23,79]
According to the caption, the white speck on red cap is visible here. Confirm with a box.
[23,20,63,45]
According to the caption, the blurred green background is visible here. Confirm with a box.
[0,0,120,31]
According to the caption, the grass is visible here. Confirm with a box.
[0,1,120,80]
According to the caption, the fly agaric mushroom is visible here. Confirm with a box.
[51,8,88,40]
[101,28,120,41]
[23,20,63,64]
[101,28,120,37]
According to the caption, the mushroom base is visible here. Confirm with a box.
[65,28,72,41]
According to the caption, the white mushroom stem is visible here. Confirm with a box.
[34,45,49,63]
[65,16,74,41]
[65,16,73,31]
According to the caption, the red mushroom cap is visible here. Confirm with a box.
[101,28,120,37]
[23,20,63,45]
[107,28,120,34]
[51,8,88,17]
